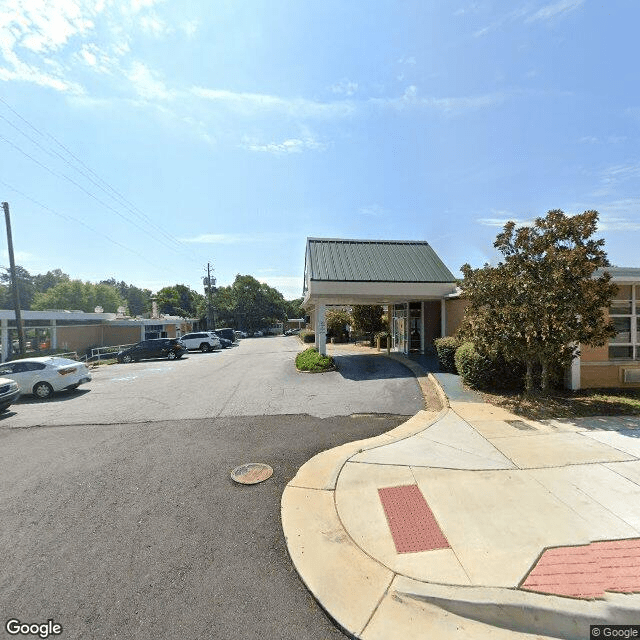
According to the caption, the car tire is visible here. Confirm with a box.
[122,354,133,364]
[33,381,54,399]
[200,343,210,352]
[167,351,177,360]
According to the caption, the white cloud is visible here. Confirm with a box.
[245,137,327,155]
[372,85,506,113]
[191,86,355,119]
[476,210,534,227]
[257,276,303,299]
[526,0,585,23]
[597,216,640,232]
[359,204,385,217]
[330,79,358,96]
[126,60,174,100]
[139,12,169,37]
[181,19,199,37]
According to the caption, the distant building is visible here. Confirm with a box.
[0,310,195,361]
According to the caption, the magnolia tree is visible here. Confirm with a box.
[460,209,616,393]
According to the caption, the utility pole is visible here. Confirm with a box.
[204,263,216,331]
[2,202,25,355]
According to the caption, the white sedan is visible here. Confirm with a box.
[0,357,92,399]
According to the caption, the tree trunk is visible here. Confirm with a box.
[525,359,534,393]
[541,358,550,394]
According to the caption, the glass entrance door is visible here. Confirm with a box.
[392,304,407,353]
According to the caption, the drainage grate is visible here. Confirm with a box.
[521,538,640,598]
[378,485,449,554]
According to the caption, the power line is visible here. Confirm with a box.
[0,110,183,249]
[0,131,191,256]
[0,96,199,261]
[0,179,164,271]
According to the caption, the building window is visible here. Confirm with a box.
[608,284,639,360]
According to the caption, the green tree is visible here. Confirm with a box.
[0,265,36,309]
[460,209,617,393]
[326,309,351,340]
[156,284,204,318]
[284,297,305,320]
[32,280,126,313]
[33,269,70,294]
[100,278,152,316]
[351,305,385,345]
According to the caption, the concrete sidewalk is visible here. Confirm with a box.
[281,347,640,639]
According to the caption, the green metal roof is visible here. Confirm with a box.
[305,238,456,283]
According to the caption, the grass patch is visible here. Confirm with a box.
[296,347,335,373]
[481,387,640,420]
[89,358,118,367]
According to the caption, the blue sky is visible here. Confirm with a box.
[1,0,638,300]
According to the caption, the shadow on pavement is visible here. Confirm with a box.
[335,353,414,381]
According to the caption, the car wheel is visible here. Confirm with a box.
[167,351,177,360]
[122,354,133,364]
[33,381,54,399]
[200,343,210,352]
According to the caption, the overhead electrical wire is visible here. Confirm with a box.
[0,98,184,249]
[0,178,164,271]
[0,96,201,266]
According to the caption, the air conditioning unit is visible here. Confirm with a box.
[622,368,640,383]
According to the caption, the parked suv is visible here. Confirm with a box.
[117,338,186,363]
[180,331,221,352]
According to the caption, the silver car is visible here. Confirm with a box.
[0,376,20,411]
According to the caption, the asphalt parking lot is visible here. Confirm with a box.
[1,336,423,427]
[0,336,423,640]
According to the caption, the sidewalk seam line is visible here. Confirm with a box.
[358,572,397,638]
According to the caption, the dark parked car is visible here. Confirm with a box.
[117,338,186,363]
[213,327,236,343]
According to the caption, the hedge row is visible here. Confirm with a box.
[434,337,531,392]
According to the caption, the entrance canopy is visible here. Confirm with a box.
[302,238,457,354]
[303,238,457,308]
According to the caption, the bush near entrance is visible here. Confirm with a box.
[295,347,335,372]
[434,336,460,373]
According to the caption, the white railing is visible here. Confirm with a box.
[88,344,135,361]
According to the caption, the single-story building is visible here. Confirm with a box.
[302,237,458,356]
[302,237,640,390]
[0,310,195,361]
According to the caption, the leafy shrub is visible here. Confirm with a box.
[326,309,351,342]
[300,329,315,343]
[455,342,527,391]
[295,347,335,372]
[434,336,460,373]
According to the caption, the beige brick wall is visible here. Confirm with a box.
[445,298,468,337]
[56,325,141,354]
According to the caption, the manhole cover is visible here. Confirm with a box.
[231,463,273,485]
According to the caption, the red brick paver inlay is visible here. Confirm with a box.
[378,485,450,554]
[521,538,640,599]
